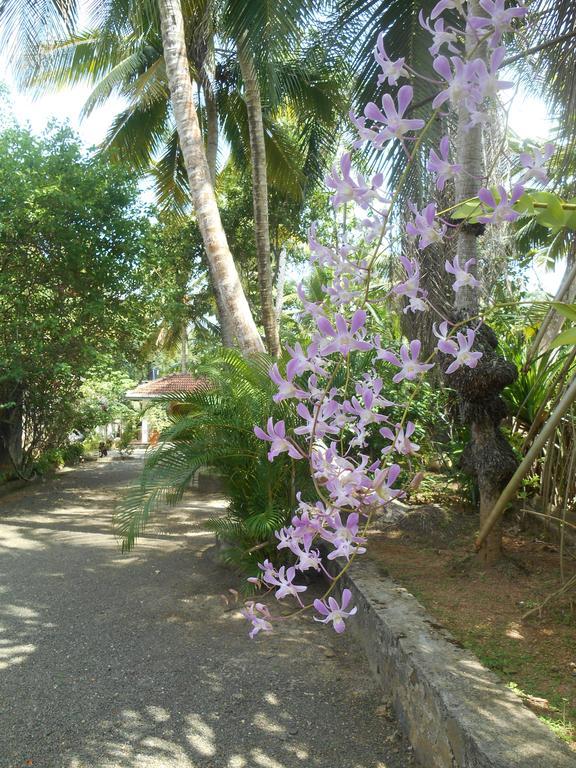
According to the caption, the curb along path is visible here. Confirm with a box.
[330,557,576,768]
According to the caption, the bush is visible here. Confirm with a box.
[116,349,315,574]
[61,441,85,465]
[32,448,64,477]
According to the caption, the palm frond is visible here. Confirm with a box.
[115,348,313,560]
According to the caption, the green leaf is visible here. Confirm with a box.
[551,302,576,322]
[450,197,483,222]
[549,327,576,348]
[534,195,565,231]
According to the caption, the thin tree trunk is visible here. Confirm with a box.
[202,78,218,186]
[447,0,518,564]
[274,246,287,324]
[237,44,280,357]
[157,0,264,356]
[200,77,236,346]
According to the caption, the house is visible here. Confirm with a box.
[125,373,209,444]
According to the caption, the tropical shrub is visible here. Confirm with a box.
[115,349,315,573]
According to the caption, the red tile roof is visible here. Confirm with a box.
[125,373,211,400]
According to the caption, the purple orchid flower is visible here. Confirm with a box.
[296,283,326,321]
[343,376,394,427]
[285,341,327,379]
[291,543,323,573]
[371,463,403,504]
[308,222,338,267]
[313,589,358,633]
[477,185,523,224]
[441,329,483,374]
[419,11,459,56]
[274,527,297,552]
[467,0,527,46]
[430,0,465,20]
[267,565,307,602]
[325,153,384,209]
[470,47,514,104]
[427,136,463,191]
[380,422,420,456]
[324,512,367,560]
[290,510,323,549]
[242,601,273,639]
[294,401,340,440]
[254,418,304,462]
[433,320,458,353]
[269,363,308,403]
[247,558,278,587]
[374,33,409,85]
[518,143,555,185]
[316,310,373,356]
[444,255,480,292]
[406,203,446,249]
[432,55,479,111]
[363,85,425,146]
[377,339,434,383]
[361,214,388,244]
[393,255,422,298]
[349,111,381,149]
[324,275,364,306]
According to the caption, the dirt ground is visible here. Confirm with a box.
[366,505,576,747]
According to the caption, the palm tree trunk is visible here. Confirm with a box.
[447,0,518,564]
[237,44,281,357]
[157,0,264,355]
[274,246,287,323]
[202,77,219,187]
[201,78,236,347]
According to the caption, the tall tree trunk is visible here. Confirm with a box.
[200,77,236,347]
[205,94,219,188]
[446,0,518,564]
[237,44,281,357]
[274,246,287,324]
[157,0,264,355]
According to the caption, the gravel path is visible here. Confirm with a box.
[0,456,418,768]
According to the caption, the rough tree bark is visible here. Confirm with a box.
[237,43,281,357]
[445,0,519,564]
[157,0,264,355]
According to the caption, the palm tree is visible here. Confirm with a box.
[18,0,346,353]
[3,0,264,354]
[236,43,279,355]
[158,0,265,354]
[0,0,78,56]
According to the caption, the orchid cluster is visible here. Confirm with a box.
[243,0,554,639]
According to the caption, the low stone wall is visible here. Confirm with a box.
[329,558,575,768]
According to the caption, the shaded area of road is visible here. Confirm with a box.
[0,457,418,768]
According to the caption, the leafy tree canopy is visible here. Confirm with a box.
[0,124,161,473]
